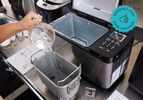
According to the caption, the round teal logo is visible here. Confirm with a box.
[111,5,138,33]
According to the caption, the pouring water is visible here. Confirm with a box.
[29,23,55,52]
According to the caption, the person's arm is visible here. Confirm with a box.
[0,22,23,43]
[0,11,42,43]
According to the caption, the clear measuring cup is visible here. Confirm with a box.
[29,23,55,52]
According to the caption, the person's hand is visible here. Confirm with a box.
[18,11,42,30]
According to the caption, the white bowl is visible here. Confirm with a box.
[10,35,16,41]
[23,30,29,38]
[16,32,23,37]
[0,39,11,47]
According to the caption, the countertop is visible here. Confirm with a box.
[0,34,143,100]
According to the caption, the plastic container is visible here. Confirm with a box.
[31,52,81,100]
[50,13,108,47]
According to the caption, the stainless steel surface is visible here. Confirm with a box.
[72,45,113,89]
[72,45,130,89]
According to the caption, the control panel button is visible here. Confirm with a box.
[102,43,105,46]
[108,43,111,46]
[111,40,114,43]
[113,45,115,48]
[115,41,120,46]
[102,41,107,45]
[106,49,110,53]
[99,46,104,50]
[106,38,110,41]
[111,46,115,50]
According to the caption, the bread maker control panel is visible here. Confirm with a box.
[98,31,126,53]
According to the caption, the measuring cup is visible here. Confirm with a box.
[29,23,55,52]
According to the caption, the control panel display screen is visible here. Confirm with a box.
[110,32,126,42]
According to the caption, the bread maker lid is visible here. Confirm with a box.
[72,0,120,23]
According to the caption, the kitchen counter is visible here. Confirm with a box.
[0,34,143,100]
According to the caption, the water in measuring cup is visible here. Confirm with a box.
[31,31,53,51]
